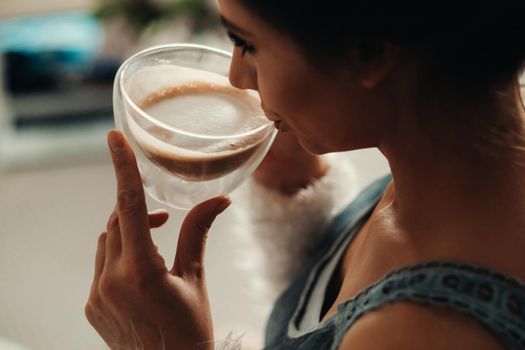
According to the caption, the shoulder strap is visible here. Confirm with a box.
[326,174,392,242]
[331,261,525,350]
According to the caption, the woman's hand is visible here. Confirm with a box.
[85,130,230,350]
[253,131,328,195]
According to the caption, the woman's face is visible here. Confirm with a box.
[218,0,395,154]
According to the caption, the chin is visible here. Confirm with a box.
[297,137,332,155]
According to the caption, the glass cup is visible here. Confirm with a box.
[113,44,276,209]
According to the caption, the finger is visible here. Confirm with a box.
[93,232,107,282]
[107,130,154,257]
[148,210,170,229]
[105,206,122,260]
[171,196,231,279]
[89,232,107,300]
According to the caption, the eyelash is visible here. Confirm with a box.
[227,31,255,56]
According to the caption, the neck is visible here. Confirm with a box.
[379,83,525,240]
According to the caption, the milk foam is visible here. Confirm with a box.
[125,65,269,160]
[142,89,264,136]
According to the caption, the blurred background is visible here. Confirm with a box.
[0,0,390,349]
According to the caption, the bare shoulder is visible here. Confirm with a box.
[338,302,505,350]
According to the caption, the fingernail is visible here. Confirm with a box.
[108,131,123,153]
[150,209,168,215]
[215,197,232,214]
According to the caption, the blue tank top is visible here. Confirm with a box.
[264,175,525,349]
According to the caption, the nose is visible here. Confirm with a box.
[228,50,258,91]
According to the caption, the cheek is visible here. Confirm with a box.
[253,55,362,152]
[257,66,316,123]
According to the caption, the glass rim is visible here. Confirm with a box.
[118,43,273,140]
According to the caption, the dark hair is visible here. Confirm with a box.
[238,0,525,89]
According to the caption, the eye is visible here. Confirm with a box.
[227,31,255,56]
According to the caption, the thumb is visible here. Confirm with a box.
[171,196,231,280]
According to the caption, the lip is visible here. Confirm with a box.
[274,120,289,132]
[265,112,280,122]
[261,105,289,132]
[261,105,279,121]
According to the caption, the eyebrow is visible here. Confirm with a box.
[220,15,253,37]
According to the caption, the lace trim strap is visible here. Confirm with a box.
[332,261,525,350]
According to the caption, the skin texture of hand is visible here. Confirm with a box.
[85,130,231,350]
[253,131,328,195]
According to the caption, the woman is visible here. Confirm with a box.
[85,0,525,348]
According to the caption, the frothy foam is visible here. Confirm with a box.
[140,83,266,137]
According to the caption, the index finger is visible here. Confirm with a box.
[107,130,155,256]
